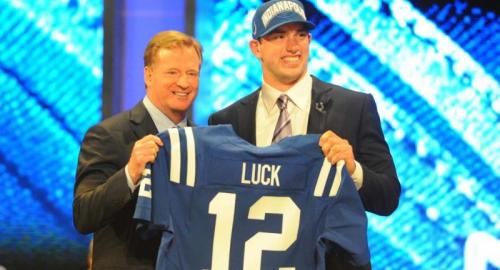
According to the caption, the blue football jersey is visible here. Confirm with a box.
[134,125,370,270]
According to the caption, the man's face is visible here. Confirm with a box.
[144,47,200,123]
[250,23,311,90]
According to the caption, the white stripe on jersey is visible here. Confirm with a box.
[168,128,181,183]
[314,158,332,197]
[329,160,345,197]
[138,168,152,198]
[185,127,196,187]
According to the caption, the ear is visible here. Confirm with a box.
[249,39,262,59]
[144,66,152,88]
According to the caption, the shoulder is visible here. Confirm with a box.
[208,90,260,124]
[311,76,375,112]
[312,76,369,101]
[79,112,130,151]
[311,76,378,118]
[86,102,146,137]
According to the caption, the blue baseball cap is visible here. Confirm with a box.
[252,0,315,39]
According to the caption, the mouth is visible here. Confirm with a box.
[281,55,301,63]
[173,91,190,97]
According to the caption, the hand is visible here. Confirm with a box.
[127,135,163,184]
[319,130,356,175]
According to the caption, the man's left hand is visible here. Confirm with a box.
[319,130,356,175]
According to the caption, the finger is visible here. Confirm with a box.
[331,143,354,159]
[146,153,157,162]
[319,130,334,146]
[326,150,339,165]
[151,135,164,146]
[137,135,163,147]
[136,147,159,159]
[320,136,345,154]
[143,140,161,152]
[327,150,351,165]
[320,140,333,156]
[135,152,157,165]
[135,141,161,156]
[320,130,341,143]
[328,151,356,175]
[143,134,163,146]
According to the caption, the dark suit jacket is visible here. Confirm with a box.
[73,102,164,269]
[208,76,400,269]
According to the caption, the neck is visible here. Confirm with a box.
[163,110,185,124]
[263,72,307,92]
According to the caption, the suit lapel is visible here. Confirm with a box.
[237,91,259,144]
[128,102,158,138]
[307,77,332,134]
[307,76,346,135]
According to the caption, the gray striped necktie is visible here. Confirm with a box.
[272,95,292,143]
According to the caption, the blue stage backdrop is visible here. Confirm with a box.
[193,1,499,270]
[0,0,499,270]
[0,0,102,269]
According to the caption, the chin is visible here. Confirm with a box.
[282,73,304,83]
[283,67,306,77]
[172,104,192,112]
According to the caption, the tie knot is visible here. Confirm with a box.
[277,95,289,110]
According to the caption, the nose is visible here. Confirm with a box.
[285,34,300,51]
[176,74,190,88]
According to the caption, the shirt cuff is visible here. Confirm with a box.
[125,164,141,192]
[351,160,364,190]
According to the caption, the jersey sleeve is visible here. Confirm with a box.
[133,163,167,239]
[150,142,172,229]
[133,133,172,230]
[133,164,153,222]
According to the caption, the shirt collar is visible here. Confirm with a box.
[260,73,312,113]
[142,96,187,133]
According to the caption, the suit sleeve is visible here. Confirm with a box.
[357,94,400,216]
[73,124,134,234]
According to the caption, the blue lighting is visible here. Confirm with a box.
[0,0,102,268]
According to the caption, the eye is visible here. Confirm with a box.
[165,70,180,77]
[268,33,285,41]
[187,71,199,77]
[298,31,308,38]
[296,31,309,41]
[276,33,286,40]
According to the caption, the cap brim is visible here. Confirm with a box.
[255,20,316,39]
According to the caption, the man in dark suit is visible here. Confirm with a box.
[73,31,202,269]
[208,0,400,268]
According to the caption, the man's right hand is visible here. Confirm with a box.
[127,135,164,184]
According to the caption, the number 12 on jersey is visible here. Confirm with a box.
[208,192,300,270]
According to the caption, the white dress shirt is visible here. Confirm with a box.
[256,74,312,147]
[255,74,364,189]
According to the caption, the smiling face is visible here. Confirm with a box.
[144,46,200,123]
[250,23,311,91]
